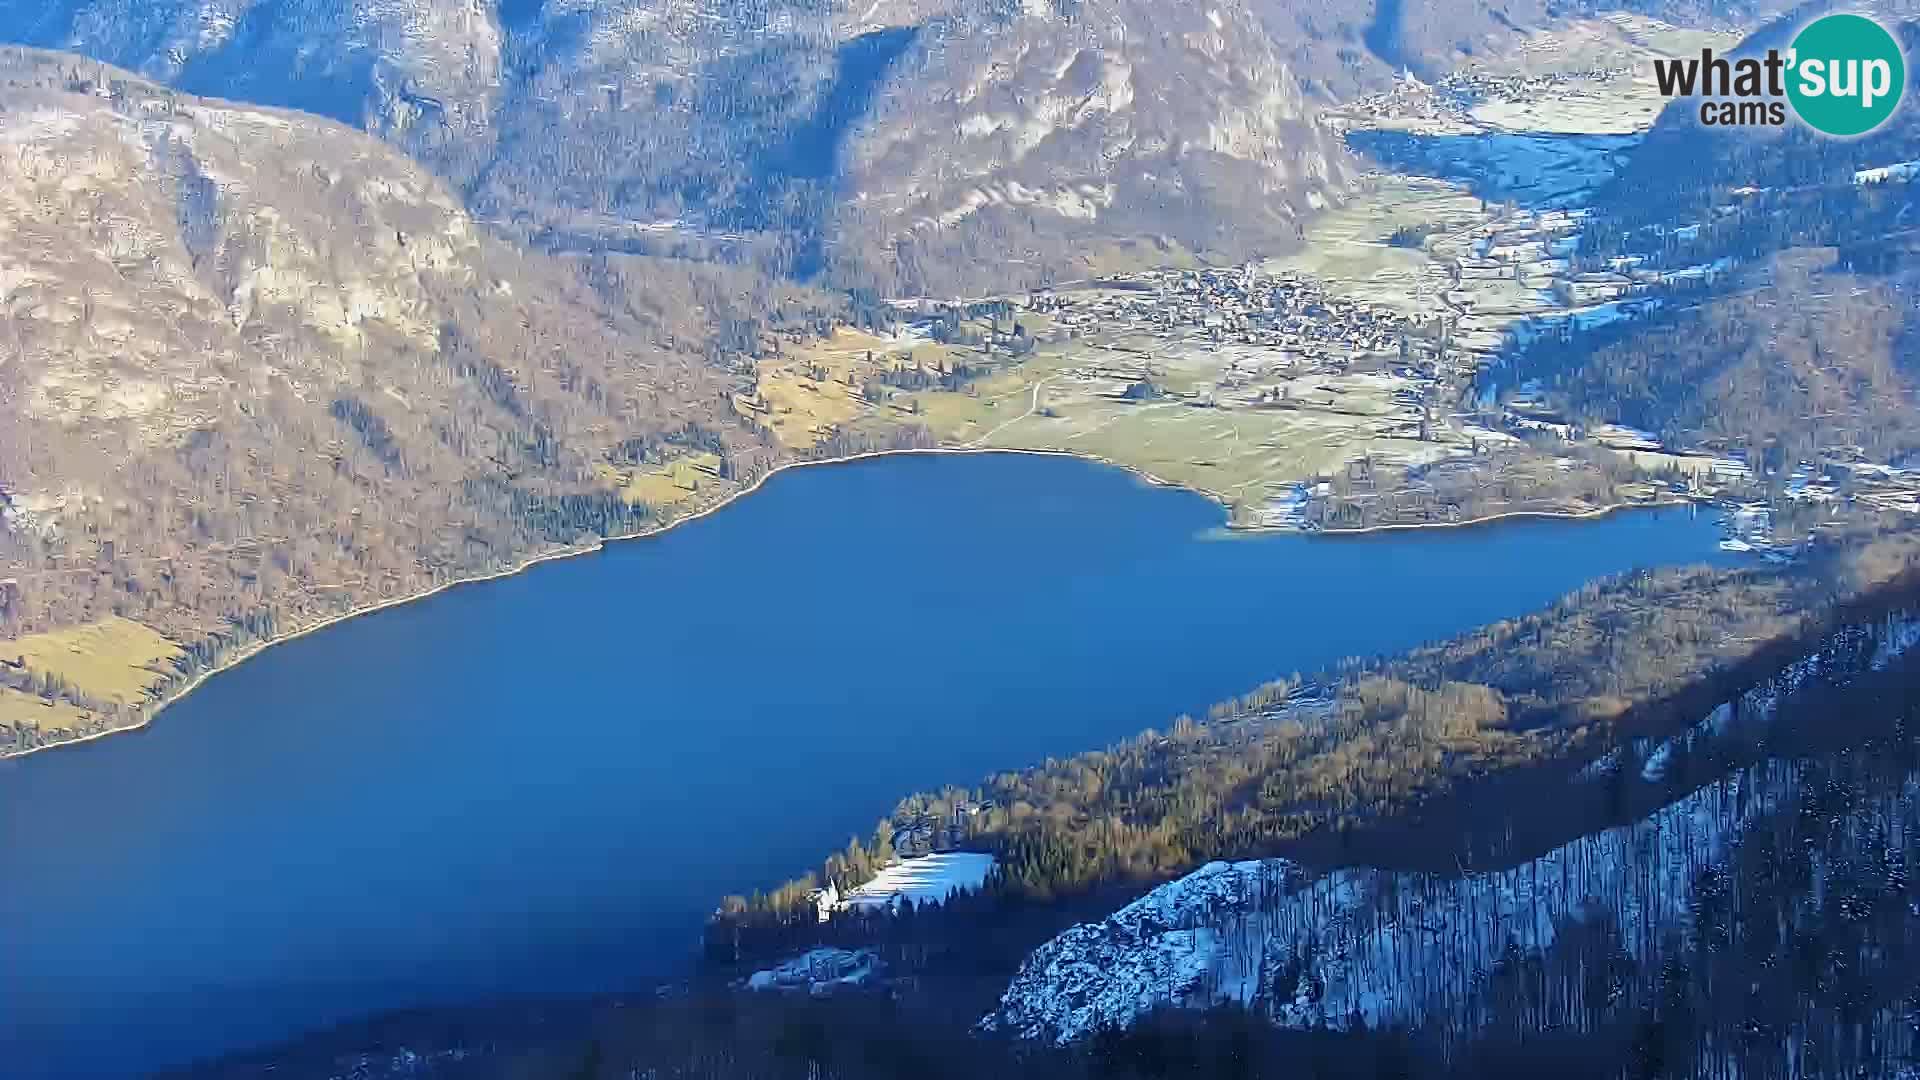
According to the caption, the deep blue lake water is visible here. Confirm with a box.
[0,453,1740,1076]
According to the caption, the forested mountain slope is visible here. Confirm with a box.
[0,50,773,753]
[712,529,1920,955]
[165,550,1920,1078]
[1499,12,1920,469]
[990,728,1920,1078]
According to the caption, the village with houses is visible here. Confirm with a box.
[726,221,1918,560]
[1333,64,1635,136]
[689,10,1920,567]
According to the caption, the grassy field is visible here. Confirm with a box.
[600,452,728,509]
[0,615,185,735]
[886,321,1462,522]
[2,616,183,705]
[0,684,98,733]
[958,390,1448,518]
[1258,177,1476,314]
[751,327,985,449]
[1487,13,1737,81]
[1461,17,1716,136]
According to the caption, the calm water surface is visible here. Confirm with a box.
[0,454,1740,1076]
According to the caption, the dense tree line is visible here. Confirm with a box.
[181,989,1638,1080]
[1507,245,1920,469]
[1315,445,1641,531]
[691,616,1920,1080]
[191,963,1862,1080]
[716,534,1920,940]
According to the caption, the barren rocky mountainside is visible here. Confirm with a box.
[0,0,1644,296]
[824,0,1349,294]
[0,0,1790,297]
[0,49,782,751]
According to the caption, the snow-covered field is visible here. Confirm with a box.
[1655,257,1735,284]
[1509,298,1662,341]
[1855,159,1920,185]
[839,852,995,912]
[746,947,880,993]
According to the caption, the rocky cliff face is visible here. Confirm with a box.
[834,0,1348,294]
[451,0,1357,292]
[0,47,750,662]
[0,0,1353,292]
[2,59,481,449]
[985,767,1796,1043]
[0,0,1789,296]
[0,0,505,136]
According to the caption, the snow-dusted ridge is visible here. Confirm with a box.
[983,760,1796,1044]
[986,610,1920,1046]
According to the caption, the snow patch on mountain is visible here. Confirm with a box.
[745,947,882,993]
[984,761,1801,1044]
[838,851,995,912]
[1854,159,1920,185]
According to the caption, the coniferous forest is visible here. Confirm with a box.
[170,643,1920,1078]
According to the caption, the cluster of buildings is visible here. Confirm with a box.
[1550,253,1735,306]
[1713,459,1920,550]
[1336,66,1635,130]
[1790,461,1920,517]
[987,198,1918,546]
[1335,66,1629,130]
[1841,467,1920,515]
[1033,267,1435,373]
[1507,389,1920,547]
[1438,66,1630,108]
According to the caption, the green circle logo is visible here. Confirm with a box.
[1787,14,1905,136]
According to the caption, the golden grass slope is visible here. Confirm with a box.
[1,616,183,706]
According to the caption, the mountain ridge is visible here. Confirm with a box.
[0,0,1370,292]
[0,46,778,754]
